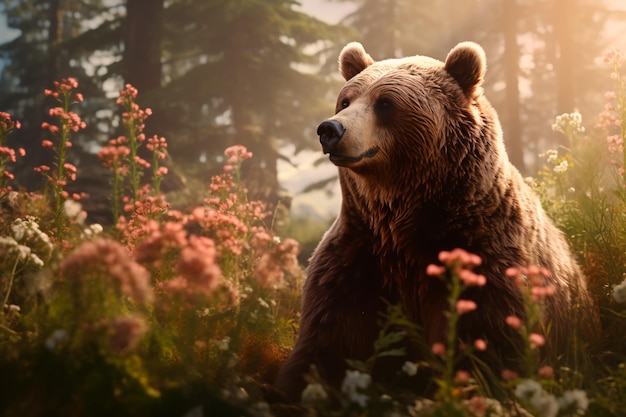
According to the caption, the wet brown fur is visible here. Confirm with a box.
[273,42,596,403]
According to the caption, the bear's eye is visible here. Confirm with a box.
[374,98,394,121]
[340,98,350,109]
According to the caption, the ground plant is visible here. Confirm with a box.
[1,49,626,417]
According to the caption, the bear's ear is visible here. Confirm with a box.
[339,42,375,81]
[444,42,486,99]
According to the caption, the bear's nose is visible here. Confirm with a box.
[317,120,345,152]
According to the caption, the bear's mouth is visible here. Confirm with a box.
[327,147,379,165]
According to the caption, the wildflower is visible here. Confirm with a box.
[255,238,299,288]
[553,160,568,174]
[506,315,523,329]
[458,269,487,286]
[529,333,545,349]
[63,199,84,221]
[501,369,519,381]
[45,329,68,351]
[474,338,487,351]
[432,342,445,356]
[466,396,488,416]
[538,366,554,379]
[613,278,626,303]
[402,361,419,376]
[301,383,328,403]
[426,263,446,276]
[107,315,147,354]
[341,370,371,407]
[214,337,230,351]
[455,370,471,383]
[558,389,589,415]
[551,112,585,135]
[176,235,221,295]
[61,238,153,303]
[456,299,477,315]
[515,379,542,402]
[540,149,558,164]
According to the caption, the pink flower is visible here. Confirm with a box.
[501,369,519,381]
[474,339,487,351]
[41,140,54,148]
[61,238,153,303]
[529,333,545,349]
[538,365,553,378]
[506,315,523,329]
[431,342,445,356]
[107,315,147,354]
[426,263,446,276]
[455,370,471,383]
[456,299,477,315]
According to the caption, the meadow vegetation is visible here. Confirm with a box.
[1,50,626,417]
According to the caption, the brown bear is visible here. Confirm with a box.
[273,41,595,402]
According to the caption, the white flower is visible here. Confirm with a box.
[542,149,559,164]
[4,304,20,312]
[0,236,19,250]
[301,383,328,403]
[613,279,626,303]
[15,244,31,260]
[29,253,44,267]
[559,389,589,414]
[534,393,559,417]
[350,392,369,408]
[553,160,569,174]
[45,329,68,351]
[515,380,560,417]
[215,336,230,351]
[63,199,83,220]
[402,361,419,376]
[258,297,269,309]
[552,112,585,135]
[515,379,543,402]
[341,370,371,407]
[89,223,103,235]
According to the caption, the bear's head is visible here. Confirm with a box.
[317,42,504,204]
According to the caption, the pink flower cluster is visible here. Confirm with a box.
[505,265,555,301]
[255,237,300,288]
[427,248,487,287]
[61,238,153,303]
[44,78,83,103]
[0,112,24,191]
[117,84,152,136]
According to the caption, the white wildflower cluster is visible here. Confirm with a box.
[553,160,569,174]
[45,329,68,351]
[540,149,559,164]
[82,223,103,238]
[0,216,52,268]
[214,336,231,351]
[552,112,585,135]
[63,199,86,222]
[301,383,328,404]
[11,216,52,251]
[341,370,371,408]
[515,379,589,417]
[613,278,626,303]
[402,361,419,376]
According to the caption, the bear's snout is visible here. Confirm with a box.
[317,119,345,153]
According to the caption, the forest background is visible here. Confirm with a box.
[2,0,626,250]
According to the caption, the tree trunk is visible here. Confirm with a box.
[123,0,163,93]
[553,0,576,116]
[502,0,525,170]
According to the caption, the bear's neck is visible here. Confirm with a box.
[338,167,512,280]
